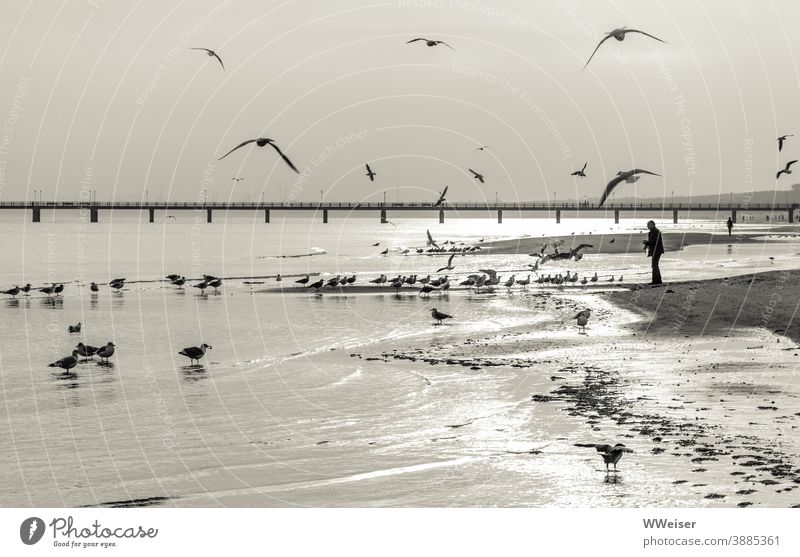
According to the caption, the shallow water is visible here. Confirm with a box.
[0,216,798,507]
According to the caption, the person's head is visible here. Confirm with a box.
[647,220,656,230]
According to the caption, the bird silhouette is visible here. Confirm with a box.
[407,38,456,50]
[179,343,212,365]
[583,27,666,70]
[431,308,452,325]
[778,134,793,152]
[218,138,299,173]
[598,169,661,207]
[436,253,456,273]
[434,186,449,207]
[468,169,485,183]
[776,160,798,179]
[571,162,588,177]
[575,443,630,472]
[190,47,224,70]
[365,163,376,182]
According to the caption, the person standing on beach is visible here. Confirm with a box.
[644,220,664,285]
[726,217,733,236]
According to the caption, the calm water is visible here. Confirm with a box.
[0,215,797,507]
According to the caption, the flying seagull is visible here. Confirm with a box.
[218,138,299,173]
[426,229,439,248]
[430,308,452,325]
[575,443,630,472]
[179,343,212,365]
[598,169,661,207]
[190,48,224,71]
[231,177,244,182]
[407,38,456,50]
[776,160,798,179]
[571,162,588,178]
[365,163,376,182]
[474,145,490,151]
[434,186,449,207]
[778,134,793,152]
[436,253,456,273]
[583,27,666,70]
[468,169,485,184]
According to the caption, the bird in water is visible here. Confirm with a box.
[583,27,666,70]
[468,168,485,184]
[571,162,588,178]
[365,163,376,182]
[2,286,20,298]
[90,282,99,293]
[97,342,115,363]
[193,281,209,293]
[431,308,452,325]
[575,308,592,331]
[20,284,32,294]
[598,169,661,207]
[68,322,81,333]
[179,343,212,365]
[190,47,224,70]
[218,138,299,173]
[75,342,99,360]
[171,276,186,288]
[49,350,80,371]
[776,160,798,179]
[574,443,630,473]
[207,278,222,292]
[407,37,456,50]
[778,134,793,152]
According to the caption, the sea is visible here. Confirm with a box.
[0,211,798,507]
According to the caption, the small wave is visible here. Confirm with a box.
[257,247,328,259]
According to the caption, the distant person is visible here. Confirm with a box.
[643,220,664,285]
[726,216,733,236]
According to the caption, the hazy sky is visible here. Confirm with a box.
[0,0,798,204]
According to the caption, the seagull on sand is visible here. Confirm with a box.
[365,163,376,182]
[75,342,99,360]
[179,343,212,365]
[49,350,80,371]
[68,322,81,333]
[369,275,387,285]
[436,253,456,273]
[97,342,115,363]
[598,169,661,207]
[218,138,299,173]
[575,308,592,331]
[776,160,798,179]
[468,169,485,184]
[778,134,793,152]
[295,275,310,285]
[583,27,666,70]
[431,308,452,325]
[190,47,224,70]
[307,279,324,289]
[207,278,222,292]
[433,186,448,207]
[2,286,20,298]
[407,37,456,50]
[571,162,588,178]
[574,443,630,472]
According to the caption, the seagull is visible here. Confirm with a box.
[468,169,485,184]
[39,284,55,296]
[583,27,666,70]
[166,274,181,281]
[307,279,325,289]
[575,308,592,331]
[436,253,456,273]
[434,186,448,207]
[778,134,793,152]
[193,281,209,293]
[48,350,80,371]
[190,47,224,70]
[109,278,125,291]
[231,177,244,182]
[365,163,376,182]
[2,286,20,298]
[598,169,661,207]
[517,275,531,289]
[574,443,630,472]
[776,160,798,179]
[419,284,435,296]
[53,284,64,296]
[407,38,456,50]
[276,274,282,282]
[97,342,115,363]
[380,248,389,255]
[171,276,186,288]
[75,342,99,360]
[295,275,310,285]
[207,278,222,292]
[68,322,81,333]
[431,308,452,325]
[372,242,380,246]
[474,145,490,151]
[570,244,594,259]
[590,272,598,282]
[218,138,299,173]
[504,275,516,288]
[426,229,440,248]
[179,343,212,365]
[571,162,588,178]
[369,275,387,285]
[20,284,32,294]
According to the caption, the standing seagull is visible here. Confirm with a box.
[430,308,452,325]
[97,342,115,363]
[365,163,376,182]
[434,186,449,207]
[436,253,456,273]
[776,160,798,179]
[48,350,80,372]
[583,27,666,70]
[90,282,100,293]
[407,38,456,50]
[778,134,793,152]
[190,47,224,70]
[179,343,212,365]
[218,138,299,173]
[598,169,661,207]
[468,169,485,184]
[575,308,592,331]
[571,162,588,178]
[575,443,630,473]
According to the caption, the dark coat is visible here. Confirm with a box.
[647,227,664,257]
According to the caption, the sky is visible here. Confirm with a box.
[0,0,798,205]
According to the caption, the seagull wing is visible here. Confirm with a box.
[441,185,449,198]
[211,52,225,70]
[438,41,457,51]
[406,38,427,44]
[788,160,798,170]
[582,162,588,172]
[366,163,374,180]
[598,174,626,207]
[573,244,594,253]
[267,141,300,173]
[218,139,257,160]
[469,168,478,178]
[447,253,455,266]
[631,168,662,177]
[626,29,668,44]
[574,443,613,453]
[582,33,614,70]
[190,47,212,54]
